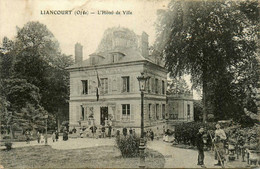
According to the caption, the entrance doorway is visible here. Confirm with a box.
[100,107,108,125]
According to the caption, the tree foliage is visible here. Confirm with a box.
[156,0,259,122]
[167,77,191,94]
[0,21,73,132]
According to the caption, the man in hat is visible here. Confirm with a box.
[196,127,205,166]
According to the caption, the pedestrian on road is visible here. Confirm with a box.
[37,131,41,143]
[25,130,30,144]
[196,127,205,166]
[55,130,59,141]
[52,132,56,142]
[150,129,154,141]
[213,123,227,166]
[101,125,106,138]
[90,125,97,138]
[40,133,44,143]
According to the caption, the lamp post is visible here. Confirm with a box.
[137,72,150,169]
[44,114,48,145]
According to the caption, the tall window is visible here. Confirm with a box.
[187,104,190,119]
[148,104,152,119]
[147,78,150,93]
[81,106,85,120]
[162,104,165,119]
[101,78,108,94]
[155,78,159,94]
[82,80,88,94]
[156,104,159,120]
[122,76,130,92]
[162,80,165,94]
[122,104,130,117]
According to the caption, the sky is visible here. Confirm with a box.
[0,0,201,99]
[0,0,169,58]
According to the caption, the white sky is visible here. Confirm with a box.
[0,0,201,99]
[0,0,169,59]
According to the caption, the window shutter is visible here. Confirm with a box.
[130,76,134,92]
[158,79,161,94]
[150,77,153,93]
[89,80,92,94]
[153,104,155,120]
[78,81,81,95]
[117,77,121,93]
[116,107,121,121]
[76,106,80,120]
[130,104,134,121]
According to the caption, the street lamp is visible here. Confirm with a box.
[44,114,48,145]
[137,72,150,169]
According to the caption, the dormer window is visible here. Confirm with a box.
[110,52,125,63]
[112,54,118,63]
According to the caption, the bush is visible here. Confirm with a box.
[116,135,140,157]
[4,142,12,151]
[3,135,11,140]
[175,122,216,147]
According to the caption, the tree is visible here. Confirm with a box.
[0,79,46,137]
[156,0,259,122]
[167,77,191,95]
[12,21,73,117]
[0,37,15,79]
[0,21,73,132]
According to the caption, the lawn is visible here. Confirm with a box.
[0,145,165,168]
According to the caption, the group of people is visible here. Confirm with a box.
[76,124,113,139]
[196,123,227,167]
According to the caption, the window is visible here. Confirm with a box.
[156,104,159,120]
[162,104,165,119]
[187,104,190,119]
[122,76,130,92]
[112,54,117,63]
[122,104,130,115]
[147,78,151,93]
[155,78,158,93]
[82,80,88,94]
[81,106,85,120]
[162,80,165,94]
[101,78,108,94]
[148,104,152,119]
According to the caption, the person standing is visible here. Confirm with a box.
[37,131,41,143]
[55,130,59,141]
[214,123,227,166]
[101,125,106,138]
[25,130,30,144]
[150,129,154,141]
[196,127,205,166]
[40,133,44,143]
[90,125,97,138]
[108,125,112,138]
[52,132,56,142]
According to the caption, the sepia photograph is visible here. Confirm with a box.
[0,0,259,168]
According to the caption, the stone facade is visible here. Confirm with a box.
[166,94,194,130]
[67,27,194,135]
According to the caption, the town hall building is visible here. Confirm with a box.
[67,27,193,135]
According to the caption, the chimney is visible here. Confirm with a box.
[141,32,149,58]
[75,43,83,63]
